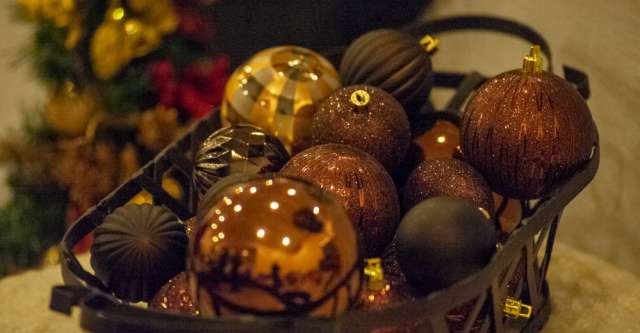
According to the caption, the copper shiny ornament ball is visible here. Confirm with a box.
[189,176,361,317]
[312,85,411,172]
[280,144,400,257]
[403,158,494,216]
[149,272,199,316]
[193,124,289,197]
[460,46,597,199]
[220,46,340,153]
[413,119,460,161]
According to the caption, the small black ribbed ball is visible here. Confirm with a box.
[91,204,187,302]
[395,197,496,294]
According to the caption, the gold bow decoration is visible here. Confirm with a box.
[17,0,84,49]
[91,0,178,80]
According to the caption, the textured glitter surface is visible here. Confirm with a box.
[312,85,411,173]
[460,69,597,199]
[190,176,360,317]
[193,124,289,197]
[403,158,494,215]
[149,272,199,316]
[339,29,434,110]
[280,144,400,257]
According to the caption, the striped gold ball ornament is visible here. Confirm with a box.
[220,46,341,153]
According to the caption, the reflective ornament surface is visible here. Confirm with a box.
[193,125,289,197]
[190,176,361,317]
[460,46,597,199]
[280,144,400,257]
[220,46,340,153]
[413,119,460,161]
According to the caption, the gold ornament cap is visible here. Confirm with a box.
[350,90,371,107]
[363,258,385,291]
[522,45,543,73]
[420,35,439,55]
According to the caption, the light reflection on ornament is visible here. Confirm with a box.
[256,228,266,238]
[270,201,280,210]
[223,197,232,206]
[282,236,291,247]
[287,188,297,196]
[218,216,225,222]
[313,206,320,215]
[218,232,225,240]
[249,186,257,194]
[233,204,242,212]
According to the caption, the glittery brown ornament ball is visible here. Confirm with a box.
[460,47,597,199]
[312,85,411,172]
[149,272,199,316]
[403,159,494,216]
[280,144,400,257]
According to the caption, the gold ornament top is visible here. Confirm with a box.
[350,90,371,106]
[522,45,543,73]
[419,34,439,55]
[363,258,384,291]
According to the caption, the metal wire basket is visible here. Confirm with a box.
[50,16,599,333]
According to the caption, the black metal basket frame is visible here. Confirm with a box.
[50,16,599,333]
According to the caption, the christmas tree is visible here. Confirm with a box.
[1,0,229,276]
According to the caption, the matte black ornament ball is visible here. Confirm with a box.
[91,204,187,302]
[460,46,597,199]
[395,197,497,294]
[403,158,494,216]
[340,29,437,111]
[312,85,411,172]
[280,143,400,257]
[193,124,289,197]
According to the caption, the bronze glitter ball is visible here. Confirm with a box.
[311,85,411,173]
[280,144,400,257]
[149,272,199,316]
[403,159,494,216]
[460,46,597,199]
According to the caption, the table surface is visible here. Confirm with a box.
[0,242,638,333]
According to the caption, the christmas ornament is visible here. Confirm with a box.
[137,105,181,152]
[91,0,178,80]
[151,56,230,118]
[220,46,340,153]
[44,82,99,137]
[312,85,410,172]
[190,176,361,317]
[402,159,494,216]
[412,118,460,161]
[339,30,437,111]
[395,196,496,294]
[493,193,522,234]
[355,258,409,311]
[91,204,187,302]
[460,46,597,199]
[149,272,199,315]
[193,125,290,198]
[280,144,400,257]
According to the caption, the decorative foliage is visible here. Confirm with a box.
[1,0,229,275]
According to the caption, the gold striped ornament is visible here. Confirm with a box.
[220,46,340,153]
